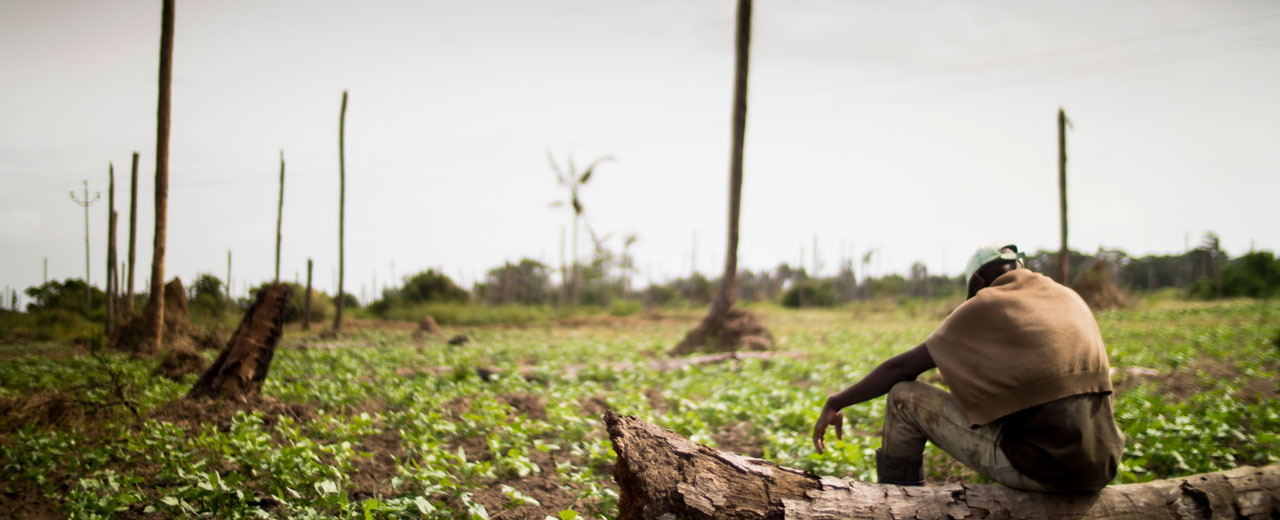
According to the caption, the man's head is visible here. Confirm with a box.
[964,243,1026,299]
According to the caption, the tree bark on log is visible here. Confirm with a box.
[188,284,291,401]
[604,411,1280,519]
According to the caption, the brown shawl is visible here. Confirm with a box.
[925,269,1112,426]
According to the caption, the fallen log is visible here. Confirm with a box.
[604,411,1280,519]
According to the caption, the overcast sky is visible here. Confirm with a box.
[3,0,1278,304]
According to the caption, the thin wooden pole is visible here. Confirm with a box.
[126,151,138,312]
[275,149,285,283]
[106,164,116,333]
[334,90,348,332]
[303,258,313,330]
[1057,108,1069,284]
[108,211,118,332]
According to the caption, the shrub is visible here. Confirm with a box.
[609,299,642,317]
[369,269,466,316]
[1191,251,1280,299]
[397,270,468,304]
[1221,251,1280,298]
[23,279,106,318]
[781,280,839,308]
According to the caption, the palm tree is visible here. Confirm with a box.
[672,0,756,354]
[547,153,612,306]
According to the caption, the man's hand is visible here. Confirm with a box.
[812,404,844,454]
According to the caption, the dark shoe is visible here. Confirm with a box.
[876,448,924,486]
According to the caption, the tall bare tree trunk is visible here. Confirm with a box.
[605,412,1280,519]
[275,149,284,283]
[108,211,118,330]
[145,0,175,355]
[673,0,757,355]
[1057,108,1069,285]
[106,164,116,335]
[126,152,138,313]
[333,90,348,332]
[303,258,313,330]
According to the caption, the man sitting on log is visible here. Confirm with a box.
[812,243,1124,492]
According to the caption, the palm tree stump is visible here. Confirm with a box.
[604,412,1280,519]
[188,283,291,401]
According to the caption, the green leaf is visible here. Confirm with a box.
[414,496,435,514]
[315,479,339,495]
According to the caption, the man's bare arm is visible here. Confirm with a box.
[813,342,936,453]
[826,342,935,410]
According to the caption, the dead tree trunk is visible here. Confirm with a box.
[333,90,348,332]
[126,151,138,313]
[604,412,1279,519]
[108,210,118,332]
[302,258,313,330]
[105,163,115,333]
[1057,108,1070,285]
[673,0,766,356]
[188,284,291,401]
[275,149,284,283]
[144,0,175,356]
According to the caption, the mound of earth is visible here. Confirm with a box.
[671,306,775,355]
[111,278,213,354]
[1071,262,1126,311]
[717,307,774,351]
[412,315,444,341]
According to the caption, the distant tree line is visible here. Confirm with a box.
[8,234,1278,326]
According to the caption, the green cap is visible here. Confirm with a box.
[964,243,1026,284]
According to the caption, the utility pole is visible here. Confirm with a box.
[1057,108,1071,285]
[43,257,47,284]
[226,250,232,301]
[70,179,101,314]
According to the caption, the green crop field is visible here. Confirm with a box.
[1,299,1278,519]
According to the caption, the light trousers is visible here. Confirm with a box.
[881,381,1049,491]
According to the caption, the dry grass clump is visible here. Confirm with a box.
[1072,262,1126,311]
